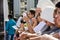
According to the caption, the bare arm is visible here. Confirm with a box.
[27,18,37,33]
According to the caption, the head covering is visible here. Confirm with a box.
[37,0,55,11]
[41,6,55,23]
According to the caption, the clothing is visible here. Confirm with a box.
[41,25,49,33]
[16,17,22,27]
[42,26,60,34]
[6,19,16,35]
[6,33,14,40]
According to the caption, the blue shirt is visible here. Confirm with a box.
[6,19,16,35]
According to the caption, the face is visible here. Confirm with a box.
[36,8,41,13]
[8,16,10,19]
[35,8,42,16]
[27,12,34,19]
[55,16,60,27]
[37,16,42,22]
[55,8,60,27]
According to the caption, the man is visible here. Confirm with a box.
[53,2,60,39]
[6,14,16,40]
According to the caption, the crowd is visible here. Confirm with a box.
[6,2,60,40]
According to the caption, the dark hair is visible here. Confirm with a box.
[55,2,60,8]
[21,19,26,24]
[53,9,57,18]
[20,15,23,17]
[29,10,35,16]
[8,14,13,18]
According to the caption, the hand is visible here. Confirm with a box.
[23,16,29,22]
[31,18,36,23]
[20,33,27,40]
[19,23,25,31]
[31,18,37,28]
[20,23,24,28]
[53,33,60,39]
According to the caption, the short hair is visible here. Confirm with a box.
[8,14,13,18]
[29,10,35,16]
[55,2,60,8]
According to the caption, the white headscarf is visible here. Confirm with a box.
[37,0,55,11]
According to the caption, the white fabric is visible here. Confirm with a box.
[37,0,55,11]
[41,6,55,23]
[42,34,58,40]
[16,17,22,27]
[22,11,27,17]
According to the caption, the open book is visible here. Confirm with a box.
[33,21,46,34]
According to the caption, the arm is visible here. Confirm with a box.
[6,22,9,32]
[27,18,37,33]
[53,33,60,39]
[23,16,37,33]
[20,23,25,31]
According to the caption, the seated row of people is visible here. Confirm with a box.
[15,2,60,40]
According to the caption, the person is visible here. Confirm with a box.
[6,14,16,40]
[16,15,23,27]
[53,2,60,39]
[23,10,37,33]
[35,8,42,18]
[34,7,52,34]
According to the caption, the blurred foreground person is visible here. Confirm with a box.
[53,2,60,39]
[6,14,16,40]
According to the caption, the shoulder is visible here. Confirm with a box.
[31,18,37,23]
[10,19,16,23]
[32,18,37,21]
